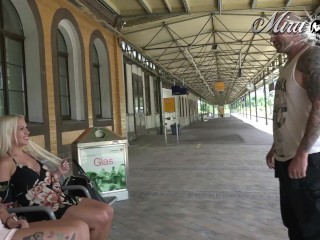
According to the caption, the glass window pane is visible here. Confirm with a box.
[2,0,23,35]
[58,55,69,115]
[144,75,150,114]
[92,64,102,117]
[0,38,2,61]
[8,91,25,115]
[93,83,100,98]
[95,99,101,115]
[57,33,70,119]
[7,64,24,91]
[92,46,99,64]
[5,38,23,65]
[57,31,67,52]
[0,1,26,118]
[58,56,68,76]
[59,76,69,96]
[0,67,3,89]
[93,67,99,84]
[60,96,70,116]
[0,91,4,116]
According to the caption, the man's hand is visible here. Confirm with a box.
[288,152,308,179]
[266,147,275,169]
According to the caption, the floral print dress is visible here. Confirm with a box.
[0,158,75,221]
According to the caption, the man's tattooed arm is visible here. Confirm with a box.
[296,46,320,153]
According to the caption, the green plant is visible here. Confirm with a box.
[85,164,126,192]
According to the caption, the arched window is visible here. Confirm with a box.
[55,18,86,122]
[0,0,26,117]
[92,45,102,118]
[91,36,112,125]
[57,30,71,120]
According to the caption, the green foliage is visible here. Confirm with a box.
[199,102,212,113]
[85,164,126,193]
[232,88,274,118]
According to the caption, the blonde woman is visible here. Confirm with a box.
[0,115,113,240]
[0,202,90,240]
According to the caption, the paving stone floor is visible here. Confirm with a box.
[109,117,288,240]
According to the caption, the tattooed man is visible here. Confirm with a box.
[265,12,320,240]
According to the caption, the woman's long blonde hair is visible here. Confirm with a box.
[0,115,62,167]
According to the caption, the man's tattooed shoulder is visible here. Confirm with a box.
[297,46,320,74]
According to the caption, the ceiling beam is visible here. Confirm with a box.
[139,0,153,14]
[285,0,292,8]
[144,39,274,50]
[122,9,311,22]
[102,0,120,14]
[313,6,320,15]
[161,57,270,64]
[173,65,263,70]
[181,0,191,13]
[72,1,211,102]
[163,0,172,12]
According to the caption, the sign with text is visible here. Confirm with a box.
[163,97,175,112]
[78,144,127,193]
[172,85,187,95]
[214,82,225,92]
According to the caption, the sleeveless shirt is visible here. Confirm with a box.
[273,45,320,161]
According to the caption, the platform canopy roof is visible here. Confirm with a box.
[71,0,320,104]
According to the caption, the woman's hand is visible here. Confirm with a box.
[6,216,29,229]
[56,160,70,176]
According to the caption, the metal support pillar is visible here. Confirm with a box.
[263,75,268,125]
[254,85,258,122]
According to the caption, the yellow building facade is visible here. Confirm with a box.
[4,0,126,155]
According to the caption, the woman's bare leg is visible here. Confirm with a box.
[62,198,113,240]
[12,219,89,240]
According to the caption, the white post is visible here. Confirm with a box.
[175,95,179,144]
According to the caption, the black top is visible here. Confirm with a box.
[0,154,75,221]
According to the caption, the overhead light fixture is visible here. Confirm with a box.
[212,43,218,50]
[238,42,242,78]
[237,68,242,78]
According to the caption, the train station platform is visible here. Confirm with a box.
[110,116,287,240]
